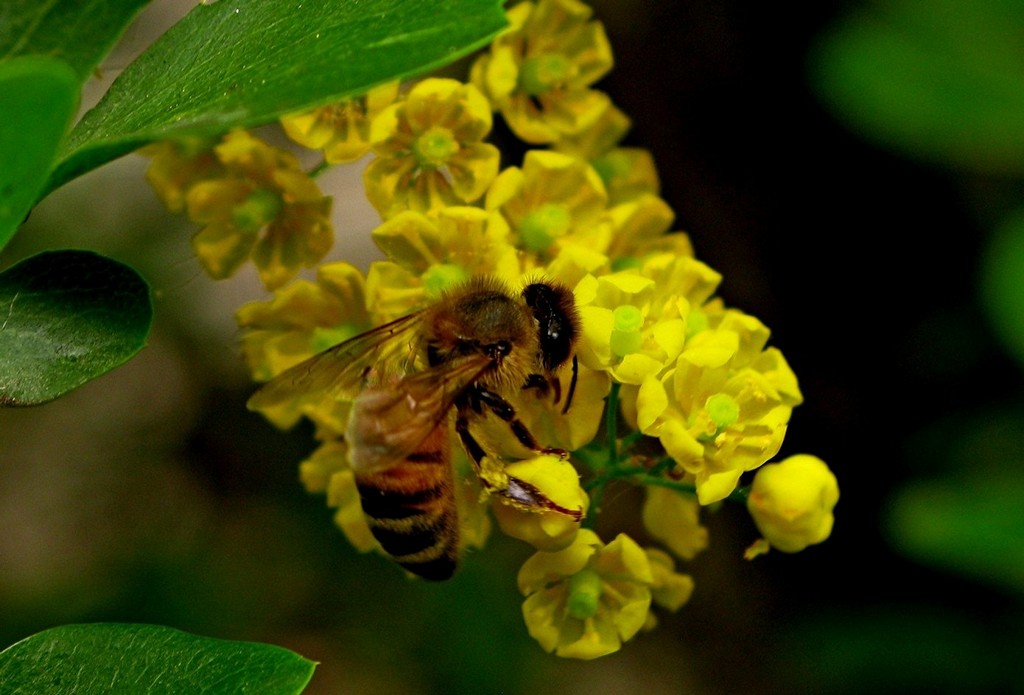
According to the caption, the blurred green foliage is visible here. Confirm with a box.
[801,0,1024,692]
[810,0,1024,174]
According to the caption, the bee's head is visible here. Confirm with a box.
[521,281,579,371]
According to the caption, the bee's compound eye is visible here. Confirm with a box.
[522,282,578,371]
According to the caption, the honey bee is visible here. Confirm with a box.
[248,276,583,580]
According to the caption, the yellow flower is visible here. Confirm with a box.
[141,137,223,213]
[574,257,721,385]
[364,78,500,218]
[236,261,370,431]
[642,487,709,561]
[603,193,675,261]
[518,529,653,659]
[552,102,662,205]
[596,149,662,205]
[491,454,588,551]
[553,101,631,161]
[746,454,839,555]
[184,130,333,290]
[364,206,522,321]
[646,547,694,612]
[307,441,380,553]
[634,309,804,504]
[281,82,400,163]
[517,360,610,453]
[642,547,695,630]
[487,150,609,259]
[471,0,614,144]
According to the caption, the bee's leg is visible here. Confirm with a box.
[456,395,581,521]
[522,356,578,415]
[561,354,578,415]
[522,373,551,398]
[455,412,488,466]
[523,372,562,405]
[473,386,568,458]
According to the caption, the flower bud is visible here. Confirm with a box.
[747,454,839,553]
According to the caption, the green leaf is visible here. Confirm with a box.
[48,0,506,193]
[0,0,152,82]
[887,470,1024,594]
[809,0,1024,173]
[0,623,316,694]
[0,250,152,406]
[979,211,1024,369]
[0,56,79,250]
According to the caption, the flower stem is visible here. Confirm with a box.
[606,382,620,466]
[584,383,621,527]
[308,159,331,178]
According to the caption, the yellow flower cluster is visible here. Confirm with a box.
[143,130,333,290]
[142,0,838,660]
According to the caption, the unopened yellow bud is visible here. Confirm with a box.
[747,454,839,553]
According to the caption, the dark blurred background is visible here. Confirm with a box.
[3,1,1023,693]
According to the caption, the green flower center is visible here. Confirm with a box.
[685,311,708,340]
[520,203,570,251]
[610,256,642,272]
[520,53,572,96]
[413,126,458,168]
[705,393,740,429]
[232,188,282,231]
[311,324,362,354]
[610,304,644,357]
[593,150,630,188]
[566,568,603,620]
[423,263,469,299]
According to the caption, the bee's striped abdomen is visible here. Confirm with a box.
[354,427,459,581]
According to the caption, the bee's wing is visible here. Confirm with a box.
[346,354,493,474]
[246,312,425,412]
